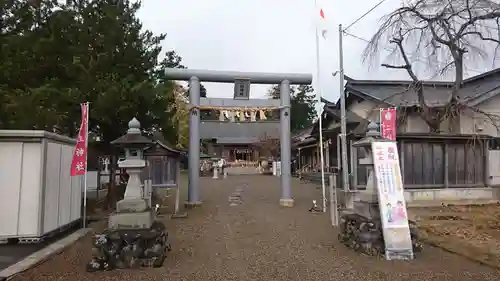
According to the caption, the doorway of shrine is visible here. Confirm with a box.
[231,147,254,162]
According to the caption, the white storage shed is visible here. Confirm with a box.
[0,130,83,241]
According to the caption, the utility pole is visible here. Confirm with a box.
[338,24,350,204]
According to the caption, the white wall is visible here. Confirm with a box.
[469,94,500,187]
[349,99,379,121]
[349,99,458,133]
[0,142,42,238]
[43,141,82,234]
[460,94,500,136]
[0,131,83,239]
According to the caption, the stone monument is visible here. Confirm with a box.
[338,122,422,256]
[86,118,171,272]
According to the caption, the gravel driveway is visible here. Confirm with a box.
[11,176,500,281]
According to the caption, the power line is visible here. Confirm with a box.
[342,30,485,74]
[343,0,388,32]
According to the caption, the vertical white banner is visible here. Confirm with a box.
[371,141,414,260]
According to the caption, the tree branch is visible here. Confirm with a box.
[380,64,408,69]
[461,30,500,43]
[362,0,500,133]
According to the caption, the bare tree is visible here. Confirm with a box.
[363,0,500,132]
[254,132,280,159]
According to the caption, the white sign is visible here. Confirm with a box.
[371,141,414,260]
[272,161,282,176]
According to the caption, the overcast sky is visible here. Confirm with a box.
[137,0,494,103]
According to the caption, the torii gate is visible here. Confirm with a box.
[165,68,313,207]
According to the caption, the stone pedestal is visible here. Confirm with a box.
[354,199,380,220]
[212,166,219,179]
[108,158,153,230]
[108,211,154,229]
[279,198,294,207]
[116,198,148,213]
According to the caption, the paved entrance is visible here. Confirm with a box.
[10,176,500,281]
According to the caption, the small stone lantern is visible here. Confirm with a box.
[351,121,391,217]
[110,117,153,217]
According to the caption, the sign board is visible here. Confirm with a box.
[380,108,397,140]
[371,141,414,260]
[272,161,282,176]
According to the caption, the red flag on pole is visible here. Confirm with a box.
[380,108,397,140]
[319,8,327,39]
[70,103,89,176]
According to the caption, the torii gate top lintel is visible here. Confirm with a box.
[164,68,312,85]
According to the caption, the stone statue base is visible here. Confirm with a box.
[86,221,171,272]
[116,198,148,213]
[338,207,423,257]
[108,210,154,229]
[184,201,203,209]
[353,198,381,220]
[279,198,294,207]
[88,201,170,271]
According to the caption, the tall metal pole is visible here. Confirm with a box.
[339,24,350,193]
[314,0,327,213]
[83,102,89,228]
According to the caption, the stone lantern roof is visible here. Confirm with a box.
[110,117,153,147]
[352,121,385,148]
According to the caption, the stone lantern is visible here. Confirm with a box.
[110,117,153,213]
[86,117,171,272]
[351,121,390,217]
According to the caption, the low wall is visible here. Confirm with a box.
[302,172,500,207]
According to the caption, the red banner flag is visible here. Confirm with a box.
[319,8,327,39]
[70,103,89,176]
[380,108,397,141]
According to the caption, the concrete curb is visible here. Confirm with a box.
[0,228,91,280]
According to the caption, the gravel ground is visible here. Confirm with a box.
[10,176,500,281]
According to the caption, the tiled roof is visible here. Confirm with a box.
[343,68,500,107]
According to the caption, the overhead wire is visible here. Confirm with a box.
[343,0,389,32]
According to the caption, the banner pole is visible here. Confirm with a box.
[83,102,90,228]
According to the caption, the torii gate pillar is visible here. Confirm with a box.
[188,76,201,207]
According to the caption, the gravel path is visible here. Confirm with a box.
[11,176,500,281]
